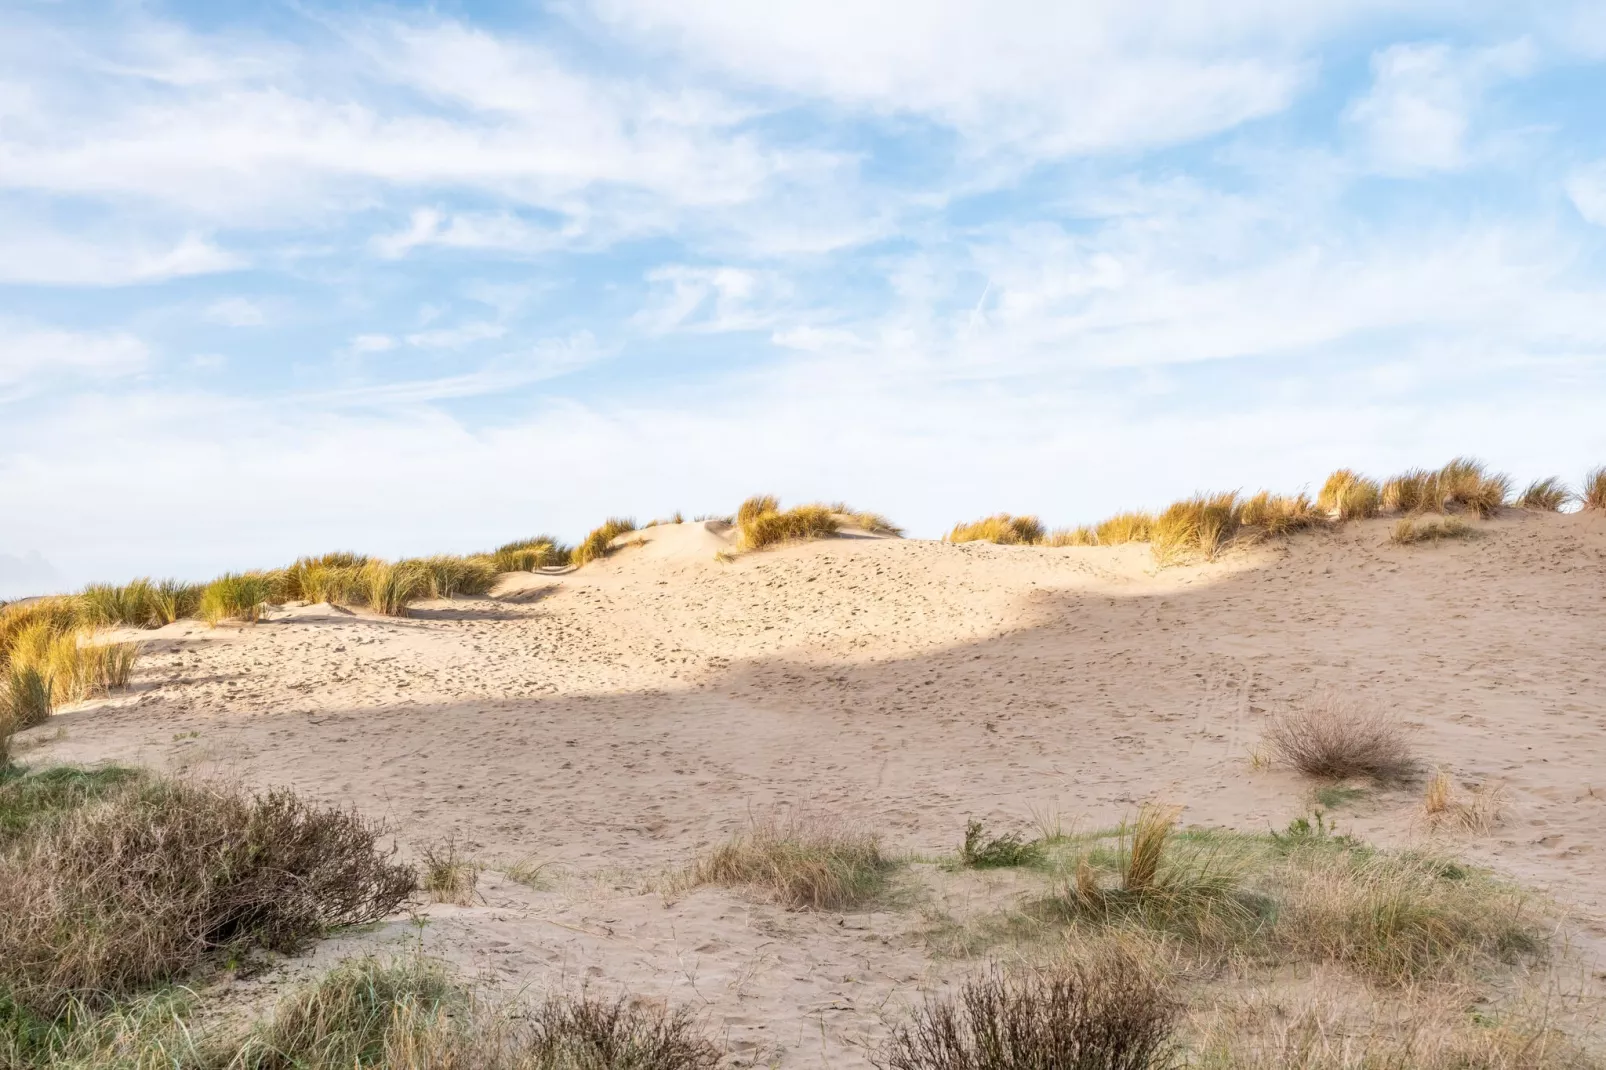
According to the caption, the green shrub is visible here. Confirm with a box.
[960,820,1044,869]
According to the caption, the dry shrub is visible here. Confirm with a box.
[1264,694,1418,781]
[877,944,1178,1070]
[1583,467,1606,511]
[1095,512,1155,545]
[570,518,638,567]
[691,812,890,910]
[200,574,274,625]
[1516,477,1573,512]
[739,504,840,550]
[1317,470,1382,520]
[0,775,415,1018]
[1239,492,1324,535]
[1390,516,1475,545]
[946,515,1045,546]
[491,537,569,572]
[362,562,428,617]
[236,956,722,1070]
[1150,493,1242,563]
[1046,526,1099,547]
[1274,850,1545,987]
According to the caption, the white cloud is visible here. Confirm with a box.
[405,322,507,350]
[1346,40,1535,173]
[0,320,150,393]
[631,266,788,334]
[1567,165,1606,226]
[373,208,572,260]
[347,334,396,354]
[0,227,241,285]
[205,297,266,326]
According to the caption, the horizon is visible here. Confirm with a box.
[4,1,1606,595]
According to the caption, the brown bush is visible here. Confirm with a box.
[878,946,1178,1070]
[1263,694,1418,781]
[0,776,415,1017]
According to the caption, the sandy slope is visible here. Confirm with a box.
[16,513,1606,1066]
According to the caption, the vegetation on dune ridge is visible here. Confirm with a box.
[569,517,639,568]
[946,514,1045,546]
[732,495,895,551]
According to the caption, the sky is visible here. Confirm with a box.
[3,0,1606,595]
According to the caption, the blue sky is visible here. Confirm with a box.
[3,0,1606,594]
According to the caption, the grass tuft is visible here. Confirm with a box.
[199,573,274,626]
[1238,491,1324,535]
[1150,493,1243,563]
[736,495,780,527]
[1384,459,1511,517]
[491,537,570,572]
[878,943,1178,1070]
[402,556,498,600]
[946,515,1045,546]
[691,812,891,910]
[1094,511,1155,545]
[1582,466,1606,511]
[570,518,638,568]
[1046,526,1099,547]
[418,838,479,905]
[1516,477,1572,512]
[1263,693,1418,782]
[960,820,1044,869]
[1317,470,1382,520]
[738,503,840,550]
[1390,516,1476,545]
[361,562,428,617]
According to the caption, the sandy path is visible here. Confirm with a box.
[19,512,1606,1066]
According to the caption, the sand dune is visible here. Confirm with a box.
[17,511,1606,1066]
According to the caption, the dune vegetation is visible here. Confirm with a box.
[731,495,897,551]
[569,517,639,568]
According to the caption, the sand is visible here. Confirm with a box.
[16,512,1606,1066]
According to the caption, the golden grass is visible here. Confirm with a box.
[1517,477,1573,512]
[1584,466,1606,511]
[2,623,138,716]
[0,597,83,670]
[1046,525,1098,547]
[490,536,569,572]
[1151,492,1243,563]
[945,514,1045,545]
[1390,516,1476,545]
[1318,469,1382,520]
[738,503,841,550]
[1383,458,1511,517]
[736,494,780,527]
[820,502,904,535]
[689,812,891,910]
[403,555,498,599]
[1239,491,1324,535]
[418,839,479,906]
[1095,511,1155,545]
[569,518,638,568]
[361,562,428,617]
[199,573,274,625]
[1422,771,1506,833]
[1263,693,1418,781]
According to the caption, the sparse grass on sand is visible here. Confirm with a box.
[1318,469,1382,520]
[1390,516,1476,545]
[1422,769,1507,833]
[1517,476,1573,512]
[1583,466,1606,511]
[959,819,1045,869]
[879,942,1178,1070]
[689,812,892,910]
[1,623,138,723]
[0,767,414,1022]
[946,514,1046,545]
[738,502,841,550]
[570,518,639,568]
[1046,525,1099,547]
[418,837,479,905]
[1263,693,1418,781]
[199,573,274,625]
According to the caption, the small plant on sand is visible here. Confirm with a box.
[522,989,724,1070]
[570,518,638,567]
[1263,693,1418,781]
[1317,469,1382,520]
[878,943,1178,1070]
[691,811,891,910]
[739,503,841,550]
[1150,492,1243,563]
[1390,516,1476,545]
[1094,511,1155,545]
[736,495,780,527]
[491,537,570,572]
[946,515,1045,546]
[1422,770,1506,833]
[1238,491,1323,535]
[200,573,274,625]
[1582,466,1606,511]
[960,820,1044,869]
[151,579,203,625]
[1516,477,1572,511]
[418,837,480,905]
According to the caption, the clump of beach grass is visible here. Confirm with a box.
[1095,511,1155,545]
[1516,477,1573,512]
[879,943,1179,1070]
[1390,516,1476,545]
[1150,492,1244,563]
[403,555,498,599]
[1422,770,1506,833]
[736,495,780,527]
[1383,458,1511,517]
[946,514,1045,546]
[418,837,479,905]
[361,561,428,617]
[1318,470,1382,520]
[738,502,841,550]
[199,573,274,625]
[491,537,570,572]
[570,518,638,567]
[1046,525,1099,547]
[689,811,892,910]
[1238,491,1324,535]
[1263,693,1418,782]
[2,623,138,717]
[1582,467,1606,511]
[0,598,83,670]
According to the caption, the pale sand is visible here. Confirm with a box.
[16,512,1606,1065]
